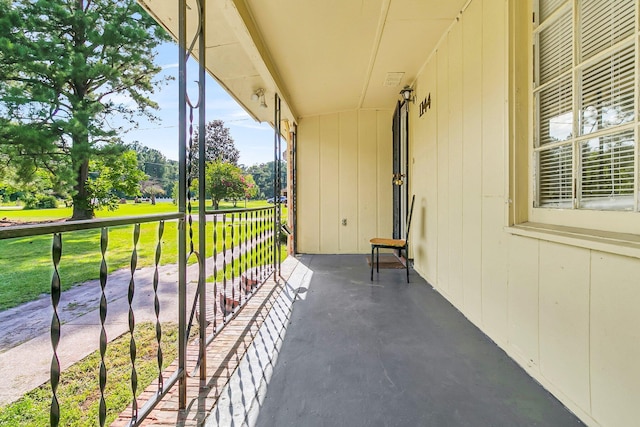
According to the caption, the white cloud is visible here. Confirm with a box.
[232,121,272,131]
[161,63,180,70]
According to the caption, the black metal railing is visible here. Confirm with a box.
[0,213,184,426]
[0,0,286,423]
[189,206,277,350]
[0,205,281,426]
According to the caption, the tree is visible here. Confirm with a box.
[0,0,171,219]
[141,180,165,205]
[190,120,240,177]
[204,161,247,209]
[86,150,146,211]
[243,174,258,200]
[246,161,287,199]
[130,142,178,195]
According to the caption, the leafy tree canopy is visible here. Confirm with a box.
[190,120,240,177]
[86,150,146,211]
[129,141,178,195]
[204,160,252,209]
[140,180,165,205]
[0,0,171,219]
[245,160,286,199]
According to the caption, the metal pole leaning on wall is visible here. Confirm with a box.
[177,0,188,409]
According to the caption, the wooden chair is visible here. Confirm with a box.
[370,195,415,283]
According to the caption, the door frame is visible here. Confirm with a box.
[392,100,409,239]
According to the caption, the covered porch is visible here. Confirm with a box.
[137,0,640,425]
[253,255,579,426]
[131,255,582,425]
[1,0,637,424]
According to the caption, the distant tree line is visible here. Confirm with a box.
[244,161,287,200]
[186,120,286,207]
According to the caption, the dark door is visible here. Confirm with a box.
[392,101,409,239]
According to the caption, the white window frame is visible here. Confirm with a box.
[530,0,640,234]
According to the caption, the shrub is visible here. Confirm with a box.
[23,194,58,210]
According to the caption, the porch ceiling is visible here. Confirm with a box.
[139,0,468,124]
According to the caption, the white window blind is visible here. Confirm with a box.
[533,0,638,211]
[580,131,635,209]
[580,0,635,61]
[539,0,566,23]
[537,145,573,207]
[538,7,573,85]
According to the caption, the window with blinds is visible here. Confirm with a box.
[533,0,638,211]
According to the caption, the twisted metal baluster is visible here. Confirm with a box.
[50,233,62,427]
[238,212,243,302]
[231,213,235,306]
[213,214,218,329]
[128,224,141,422]
[257,210,262,280]
[99,228,109,427]
[270,208,275,272]
[268,209,272,274]
[256,210,261,278]
[260,209,264,278]
[187,106,195,256]
[263,210,267,275]
[238,212,243,301]
[271,208,275,273]
[222,214,227,319]
[250,211,255,289]
[154,221,165,393]
[243,211,248,297]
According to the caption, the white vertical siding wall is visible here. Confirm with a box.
[409,0,640,426]
[297,110,393,254]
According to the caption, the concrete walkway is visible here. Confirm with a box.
[0,260,191,406]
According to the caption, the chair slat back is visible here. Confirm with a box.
[405,195,415,241]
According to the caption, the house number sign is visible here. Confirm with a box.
[419,93,432,117]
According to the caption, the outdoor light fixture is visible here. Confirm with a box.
[399,85,414,103]
[252,88,268,108]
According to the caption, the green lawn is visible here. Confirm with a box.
[0,201,174,222]
[0,200,287,311]
[0,322,180,426]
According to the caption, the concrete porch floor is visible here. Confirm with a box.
[249,254,583,427]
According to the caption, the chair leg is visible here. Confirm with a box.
[404,251,409,283]
[406,248,410,283]
[376,247,380,273]
[370,245,374,281]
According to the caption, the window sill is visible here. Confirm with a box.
[505,222,640,259]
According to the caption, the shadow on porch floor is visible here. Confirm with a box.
[123,254,583,426]
[240,254,583,427]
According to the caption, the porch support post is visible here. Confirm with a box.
[197,0,207,383]
[177,0,188,409]
[273,94,282,279]
[290,124,297,254]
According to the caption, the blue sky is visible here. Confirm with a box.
[118,42,276,166]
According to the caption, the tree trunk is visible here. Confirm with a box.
[151,194,156,205]
[71,158,94,220]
